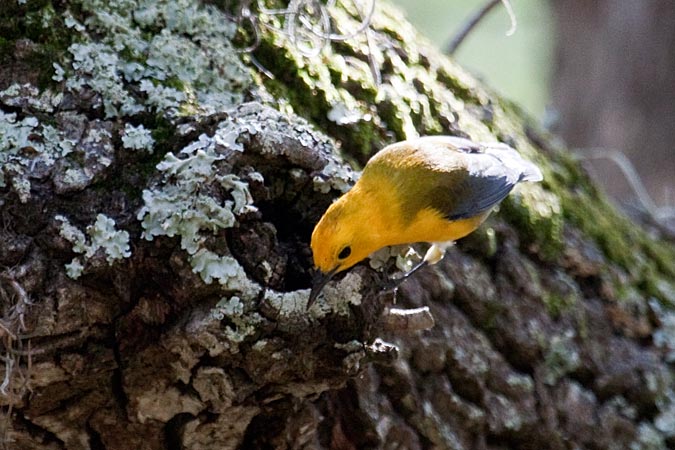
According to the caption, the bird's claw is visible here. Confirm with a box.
[380,260,429,292]
[381,276,405,292]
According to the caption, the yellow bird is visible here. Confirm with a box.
[309,136,543,307]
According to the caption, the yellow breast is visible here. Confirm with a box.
[399,208,489,245]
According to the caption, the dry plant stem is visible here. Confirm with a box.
[574,148,675,222]
[446,0,515,55]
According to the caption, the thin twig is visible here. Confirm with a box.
[574,148,675,226]
[231,0,380,83]
[446,0,517,55]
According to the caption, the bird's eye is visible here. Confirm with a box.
[337,246,351,260]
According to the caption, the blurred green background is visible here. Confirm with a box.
[391,0,554,118]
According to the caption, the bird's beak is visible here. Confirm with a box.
[307,267,338,309]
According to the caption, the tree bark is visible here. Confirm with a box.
[1,1,674,450]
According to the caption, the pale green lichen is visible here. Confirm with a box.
[0,104,74,202]
[190,249,259,296]
[262,290,311,327]
[311,272,363,316]
[138,120,257,290]
[66,42,142,117]
[210,296,263,351]
[52,0,250,118]
[541,330,580,385]
[211,296,244,320]
[312,159,358,194]
[262,272,362,320]
[57,214,131,279]
[0,83,63,111]
[631,423,667,450]
[122,124,155,153]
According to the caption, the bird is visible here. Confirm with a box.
[308,135,543,308]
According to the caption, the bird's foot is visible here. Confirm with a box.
[381,260,429,292]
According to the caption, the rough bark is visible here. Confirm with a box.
[1,1,674,450]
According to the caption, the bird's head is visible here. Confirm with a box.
[308,193,376,306]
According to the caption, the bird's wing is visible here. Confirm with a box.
[429,166,517,220]
[419,138,542,221]
[365,136,542,223]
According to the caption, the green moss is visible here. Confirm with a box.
[0,36,11,59]
[253,39,328,122]
[252,33,387,164]
[149,117,175,145]
[163,76,186,92]
[0,1,71,89]
[435,64,482,106]
[541,290,577,318]
[561,189,639,270]
[501,183,564,260]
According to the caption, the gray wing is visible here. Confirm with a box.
[366,136,543,222]
[422,139,543,220]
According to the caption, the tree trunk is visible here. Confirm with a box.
[1,1,674,449]
[550,0,675,211]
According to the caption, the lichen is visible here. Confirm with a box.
[57,214,131,279]
[262,290,311,323]
[311,272,363,316]
[631,423,667,450]
[211,296,263,350]
[0,100,74,202]
[312,159,358,194]
[137,119,257,291]
[47,0,250,118]
[122,123,155,152]
[541,330,580,385]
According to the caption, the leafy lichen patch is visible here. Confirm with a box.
[122,123,155,153]
[0,106,75,202]
[56,213,131,279]
[138,119,259,291]
[210,296,264,352]
[51,0,250,118]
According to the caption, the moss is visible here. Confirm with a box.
[561,189,640,271]
[0,1,71,89]
[0,36,11,59]
[435,64,483,106]
[541,290,577,318]
[252,33,387,164]
[501,183,564,260]
[163,76,186,92]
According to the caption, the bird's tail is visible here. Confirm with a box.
[483,142,543,183]
[517,159,543,182]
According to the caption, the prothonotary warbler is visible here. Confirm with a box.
[308,136,543,307]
